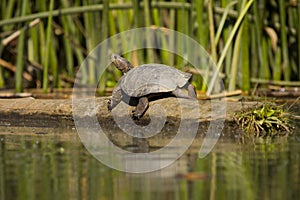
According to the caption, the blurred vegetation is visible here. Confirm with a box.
[0,0,299,94]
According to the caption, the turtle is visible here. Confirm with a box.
[107,53,197,119]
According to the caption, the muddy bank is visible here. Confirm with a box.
[0,97,255,135]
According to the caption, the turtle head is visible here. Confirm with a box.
[111,53,133,74]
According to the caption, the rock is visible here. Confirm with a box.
[0,97,257,136]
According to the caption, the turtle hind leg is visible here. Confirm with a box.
[172,85,197,99]
[187,84,197,99]
[132,97,149,120]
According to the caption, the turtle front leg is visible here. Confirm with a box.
[132,97,149,119]
[108,86,122,111]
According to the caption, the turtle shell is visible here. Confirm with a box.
[120,64,192,97]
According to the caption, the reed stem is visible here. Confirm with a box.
[208,0,217,63]
[15,0,28,92]
[278,0,290,81]
[42,0,54,93]
[207,0,254,95]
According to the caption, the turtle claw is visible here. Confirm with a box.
[131,109,140,120]
[107,99,112,111]
[132,114,142,120]
[132,115,140,120]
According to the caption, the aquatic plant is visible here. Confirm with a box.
[234,103,291,137]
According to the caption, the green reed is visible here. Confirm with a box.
[42,0,54,93]
[0,0,299,94]
[207,0,254,95]
[228,0,249,92]
[15,0,27,92]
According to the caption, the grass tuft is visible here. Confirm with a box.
[234,102,292,137]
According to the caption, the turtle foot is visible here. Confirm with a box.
[131,97,149,120]
[131,109,141,120]
[107,99,113,111]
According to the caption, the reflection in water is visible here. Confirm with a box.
[0,127,299,200]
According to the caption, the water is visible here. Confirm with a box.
[0,124,299,200]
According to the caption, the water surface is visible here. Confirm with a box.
[0,124,299,200]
